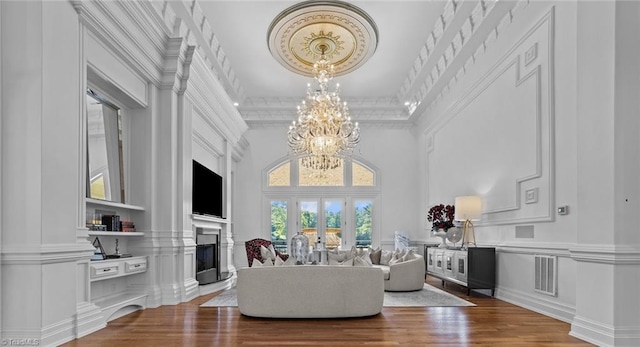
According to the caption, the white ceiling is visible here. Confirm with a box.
[195,0,513,125]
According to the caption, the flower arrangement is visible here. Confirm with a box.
[427,204,455,230]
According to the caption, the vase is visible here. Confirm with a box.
[432,229,448,248]
[290,231,309,264]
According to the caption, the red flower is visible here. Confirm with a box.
[427,204,455,230]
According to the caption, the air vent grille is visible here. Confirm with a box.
[534,254,557,296]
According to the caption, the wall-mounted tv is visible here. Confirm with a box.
[192,160,224,218]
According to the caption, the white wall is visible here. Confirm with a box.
[418,0,579,323]
[417,1,640,345]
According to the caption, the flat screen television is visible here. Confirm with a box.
[192,160,224,218]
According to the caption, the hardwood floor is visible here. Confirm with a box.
[63,277,592,346]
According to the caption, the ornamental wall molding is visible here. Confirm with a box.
[415,0,531,126]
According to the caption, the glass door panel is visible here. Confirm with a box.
[354,200,372,248]
[324,200,343,249]
[270,200,288,254]
[300,200,318,249]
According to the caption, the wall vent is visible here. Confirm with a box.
[534,254,557,296]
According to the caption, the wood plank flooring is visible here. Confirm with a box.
[62,277,592,346]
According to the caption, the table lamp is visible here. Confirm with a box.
[454,196,482,248]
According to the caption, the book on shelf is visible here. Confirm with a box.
[105,253,132,259]
[120,221,136,232]
[101,215,121,231]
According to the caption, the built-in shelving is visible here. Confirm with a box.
[86,198,145,211]
[88,231,145,237]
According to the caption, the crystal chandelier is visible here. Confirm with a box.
[287,54,360,171]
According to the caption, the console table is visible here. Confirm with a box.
[425,246,495,296]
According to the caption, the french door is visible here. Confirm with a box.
[298,198,345,249]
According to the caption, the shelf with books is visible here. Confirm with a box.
[86,199,142,234]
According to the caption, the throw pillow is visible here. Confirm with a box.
[261,258,274,266]
[389,256,404,265]
[274,255,285,266]
[369,247,382,265]
[353,255,373,267]
[328,251,347,263]
[401,249,416,262]
[329,255,353,266]
[260,245,276,262]
[282,255,295,266]
[355,247,373,266]
[251,258,263,267]
[379,250,393,266]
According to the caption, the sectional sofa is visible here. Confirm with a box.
[236,265,384,318]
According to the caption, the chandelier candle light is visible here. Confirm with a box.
[288,52,360,171]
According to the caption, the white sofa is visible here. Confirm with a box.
[236,265,384,318]
[374,254,425,292]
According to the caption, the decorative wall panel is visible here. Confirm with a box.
[427,9,555,225]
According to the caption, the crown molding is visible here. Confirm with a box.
[406,0,526,123]
[169,1,245,102]
[238,95,410,124]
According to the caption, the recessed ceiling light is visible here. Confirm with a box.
[233,102,239,107]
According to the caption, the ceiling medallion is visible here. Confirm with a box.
[267,0,379,77]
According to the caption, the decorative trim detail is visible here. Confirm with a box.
[426,7,555,225]
[411,0,533,122]
[570,244,640,265]
[168,1,245,102]
[1,244,95,265]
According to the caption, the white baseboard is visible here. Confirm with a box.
[571,315,640,347]
[496,286,575,323]
[183,278,200,302]
[74,302,106,339]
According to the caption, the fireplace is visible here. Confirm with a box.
[196,233,220,285]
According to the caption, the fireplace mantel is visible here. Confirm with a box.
[191,215,236,290]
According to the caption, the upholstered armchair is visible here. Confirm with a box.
[245,238,289,266]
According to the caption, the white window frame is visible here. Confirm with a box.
[262,156,380,250]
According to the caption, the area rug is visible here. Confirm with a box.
[200,284,475,308]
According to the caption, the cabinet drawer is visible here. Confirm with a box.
[125,259,147,273]
[90,263,120,279]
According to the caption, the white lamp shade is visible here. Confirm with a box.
[454,196,482,221]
